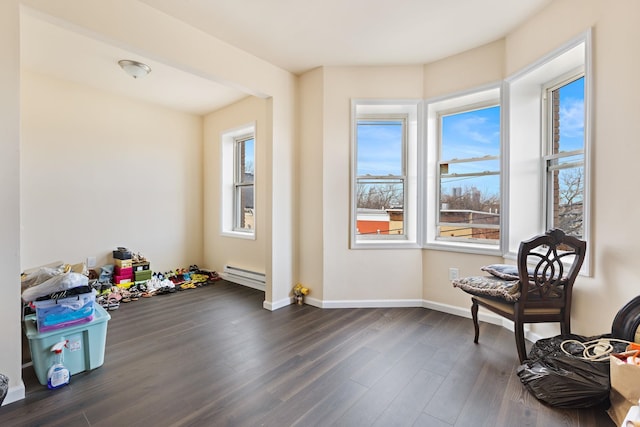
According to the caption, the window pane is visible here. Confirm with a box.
[549,164,584,238]
[441,106,500,160]
[440,172,500,211]
[548,76,584,239]
[439,105,500,243]
[356,179,404,236]
[357,121,403,176]
[440,158,500,186]
[235,136,254,231]
[553,77,584,154]
[237,185,254,230]
[239,138,254,182]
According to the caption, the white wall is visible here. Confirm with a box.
[423,38,505,99]
[1,0,297,404]
[422,0,640,338]
[299,1,640,340]
[504,0,640,337]
[21,70,203,271]
[297,68,325,302]
[420,41,506,316]
[203,96,268,275]
[21,0,297,310]
[319,66,425,304]
[5,0,640,406]
[0,0,24,405]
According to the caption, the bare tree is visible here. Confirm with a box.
[357,182,403,209]
[556,168,583,237]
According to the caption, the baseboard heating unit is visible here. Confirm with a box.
[221,265,266,291]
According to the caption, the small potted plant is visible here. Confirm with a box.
[292,283,310,305]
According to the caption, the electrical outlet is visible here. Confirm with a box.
[449,267,459,280]
[86,256,96,268]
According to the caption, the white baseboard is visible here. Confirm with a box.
[262,293,545,344]
[263,296,291,311]
[2,381,25,406]
[321,298,423,309]
[263,297,423,310]
[422,299,506,326]
[422,299,544,343]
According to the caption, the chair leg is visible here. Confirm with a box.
[471,298,479,344]
[514,320,527,363]
[560,310,571,335]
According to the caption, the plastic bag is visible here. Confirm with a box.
[21,265,65,291]
[517,334,627,408]
[22,272,89,302]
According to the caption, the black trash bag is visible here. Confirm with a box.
[517,334,627,408]
[0,373,7,406]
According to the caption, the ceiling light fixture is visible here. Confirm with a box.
[118,59,151,79]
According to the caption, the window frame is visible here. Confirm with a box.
[437,101,501,246]
[504,29,591,275]
[350,100,421,249]
[233,134,255,232]
[542,73,585,240]
[424,84,503,256]
[221,123,256,240]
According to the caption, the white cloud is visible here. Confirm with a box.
[559,98,584,138]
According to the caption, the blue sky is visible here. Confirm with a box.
[356,77,584,197]
[242,138,255,173]
[441,105,501,161]
[440,105,500,197]
[357,121,403,176]
[557,77,585,152]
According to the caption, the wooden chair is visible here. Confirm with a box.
[452,229,587,362]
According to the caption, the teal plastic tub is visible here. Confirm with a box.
[24,304,111,385]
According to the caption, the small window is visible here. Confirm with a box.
[356,117,406,238]
[544,76,584,239]
[438,105,501,244]
[351,100,419,248]
[425,85,501,253]
[221,123,256,239]
[234,135,255,231]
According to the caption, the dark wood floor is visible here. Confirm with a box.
[2,281,614,426]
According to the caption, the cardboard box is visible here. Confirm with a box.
[24,304,110,385]
[608,352,640,426]
[114,259,132,269]
[134,270,152,282]
[112,248,132,260]
[132,262,150,272]
[113,274,132,285]
[114,266,133,276]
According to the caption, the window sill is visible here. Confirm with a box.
[423,241,503,257]
[351,240,420,250]
[221,230,255,240]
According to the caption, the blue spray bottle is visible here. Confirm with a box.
[47,340,70,389]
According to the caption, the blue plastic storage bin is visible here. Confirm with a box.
[24,304,111,385]
[32,290,96,332]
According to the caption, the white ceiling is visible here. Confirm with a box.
[20,11,248,115]
[20,0,552,115]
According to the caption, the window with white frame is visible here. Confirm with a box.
[221,123,256,239]
[351,101,419,248]
[438,104,501,244]
[234,134,255,231]
[544,75,585,239]
[425,86,502,254]
[506,30,591,274]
